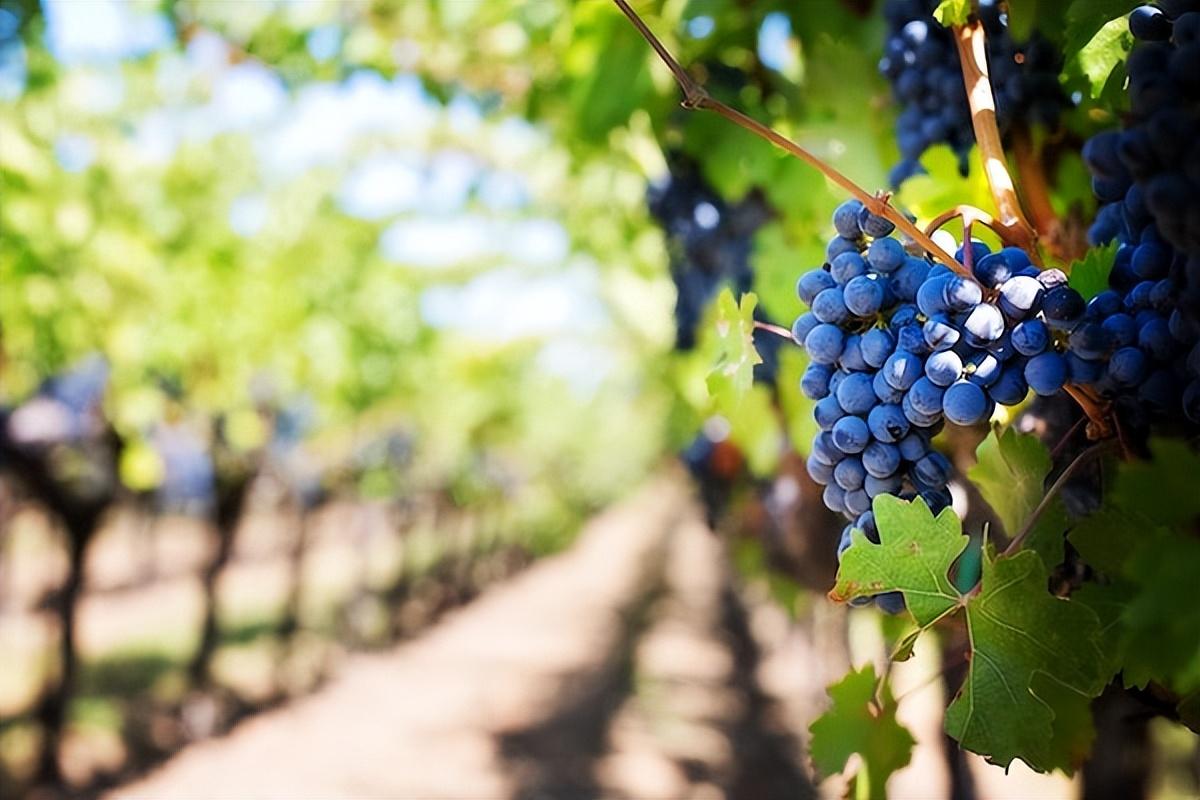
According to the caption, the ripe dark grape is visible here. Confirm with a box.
[879,0,1070,187]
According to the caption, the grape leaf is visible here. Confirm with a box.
[1064,15,1133,100]
[1118,527,1200,692]
[1068,508,1137,574]
[1067,242,1119,301]
[933,0,972,27]
[831,495,966,626]
[968,426,1068,566]
[1108,439,1200,528]
[809,663,915,800]
[945,548,1107,773]
[705,288,762,409]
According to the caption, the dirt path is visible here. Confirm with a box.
[108,476,689,799]
[106,472,1075,800]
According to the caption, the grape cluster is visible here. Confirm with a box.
[1076,1,1200,426]
[647,154,782,383]
[879,0,1069,187]
[794,200,1102,609]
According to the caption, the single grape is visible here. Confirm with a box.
[832,415,871,454]
[868,403,911,443]
[943,380,990,425]
[1025,351,1068,395]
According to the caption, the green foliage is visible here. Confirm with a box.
[809,664,915,800]
[831,495,966,626]
[1063,12,1134,102]
[706,289,763,410]
[1067,242,1119,301]
[1070,442,1200,701]
[945,548,1106,772]
[833,491,1108,772]
[933,0,973,28]
[968,426,1067,565]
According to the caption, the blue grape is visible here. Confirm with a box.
[988,363,1029,405]
[868,403,910,443]
[1025,352,1068,395]
[892,257,931,300]
[942,275,984,311]
[861,328,896,367]
[814,395,846,430]
[923,314,961,351]
[865,473,904,497]
[845,274,886,317]
[807,455,836,484]
[874,370,906,404]
[835,457,867,491]
[823,484,848,513]
[943,380,990,425]
[1011,319,1049,355]
[925,349,963,386]
[832,415,871,454]
[973,252,1015,287]
[831,251,869,285]
[863,441,902,478]
[792,312,819,346]
[833,199,865,239]
[813,287,850,324]
[797,268,837,305]
[908,376,946,416]
[836,372,878,415]
[805,324,845,364]
[882,349,924,390]
[962,303,1006,345]
[913,451,952,488]
[867,237,907,272]
[897,432,929,461]
[998,275,1044,319]
[800,363,834,399]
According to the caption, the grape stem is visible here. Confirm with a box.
[951,21,1041,265]
[1001,439,1116,559]
[611,0,970,278]
[1011,125,1085,263]
[752,320,795,340]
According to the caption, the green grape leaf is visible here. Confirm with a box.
[1067,241,1119,301]
[1067,508,1137,574]
[705,288,761,410]
[1072,580,1133,679]
[933,0,973,27]
[831,495,967,626]
[1108,439,1200,528]
[809,663,915,800]
[1064,14,1133,100]
[945,548,1107,773]
[1118,527,1200,692]
[968,426,1067,566]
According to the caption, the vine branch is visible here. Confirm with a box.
[1011,126,1087,264]
[952,21,1040,265]
[613,0,970,278]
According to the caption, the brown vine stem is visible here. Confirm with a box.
[1063,384,1114,440]
[1010,125,1082,263]
[612,0,969,278]
[952,21,1041,265]
[753,320,794,340]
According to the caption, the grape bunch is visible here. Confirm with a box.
[647,154,782,384]
[1075,1,1200,426]
[879,0,1069,187]
[794,200,1099,609]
